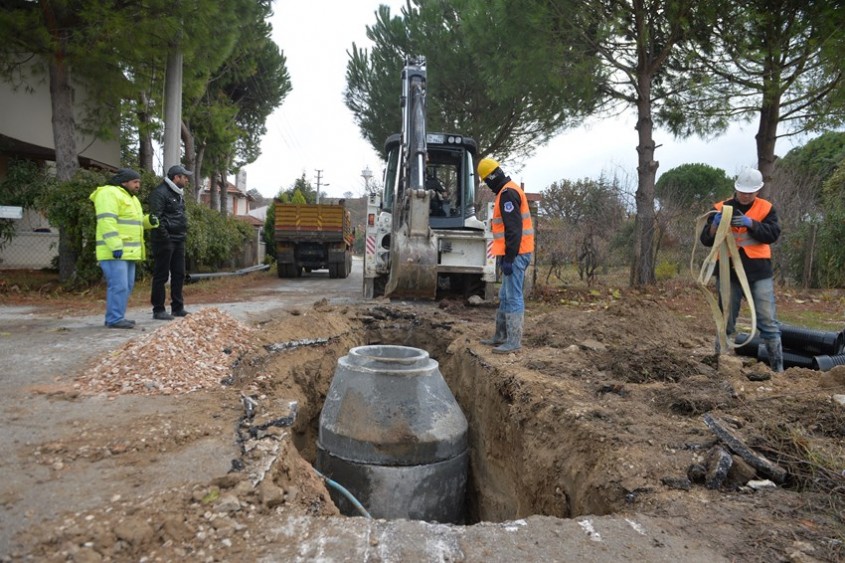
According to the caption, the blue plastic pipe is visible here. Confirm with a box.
[313,468,372,519]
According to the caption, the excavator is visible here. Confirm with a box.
[362,56,496,300]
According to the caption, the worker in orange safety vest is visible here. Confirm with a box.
[700,168,783,372]
[477,157,534,354]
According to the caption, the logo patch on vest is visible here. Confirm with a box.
[503,201,515,213]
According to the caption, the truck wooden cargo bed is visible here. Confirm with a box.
[274,204,349,242]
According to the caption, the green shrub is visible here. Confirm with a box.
[0,159,57,251]
[655,259,678,281]
[184,204,253,271]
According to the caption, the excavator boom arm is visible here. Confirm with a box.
[384,56,438,299]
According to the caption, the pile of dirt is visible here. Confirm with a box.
[74,308,255,396]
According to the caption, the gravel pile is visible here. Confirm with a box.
[76,308,255,396]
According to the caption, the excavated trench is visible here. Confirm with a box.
[261,308,629,525]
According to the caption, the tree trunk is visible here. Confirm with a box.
[630,70,658,287]
[210,169,219,211]
[48,40,80,283]
[218,170,228,217]
[181,120,197,198]
[755,89,781,185]
[137,92,154,172]
[195,144,206,203]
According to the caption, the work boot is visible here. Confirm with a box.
[480,311,507,346]
[153,311,174,321]
[493,312,523,354]
[764,338,784,373]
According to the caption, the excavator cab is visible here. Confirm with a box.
[382,133,479,229]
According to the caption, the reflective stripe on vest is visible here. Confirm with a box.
[491,181,535,256]
[714,198,773,259]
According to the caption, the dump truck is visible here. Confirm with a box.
[362,57,495,300]
[274,202,354,279]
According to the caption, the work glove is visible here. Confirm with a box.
[501,259,513,276]
[112,249,123,259]
[712,212,722,227]
[150,214,160,228]
[731,213,752,228]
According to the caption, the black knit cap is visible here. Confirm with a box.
[110,168,141,185]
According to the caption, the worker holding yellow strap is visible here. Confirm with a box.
[699,168,784,372]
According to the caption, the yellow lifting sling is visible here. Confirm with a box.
[691,205,757,354]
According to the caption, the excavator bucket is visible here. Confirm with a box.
[384,189,438,299]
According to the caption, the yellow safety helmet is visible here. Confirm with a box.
[477,158,500,181]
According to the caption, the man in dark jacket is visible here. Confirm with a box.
[149,164,192,320]
[700,168,783,371]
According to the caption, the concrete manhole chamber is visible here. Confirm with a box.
[316,345,469,523]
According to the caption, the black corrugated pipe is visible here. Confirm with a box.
[735,333,763,358]
[812,354,845,372]
[780,324,845,356]
[756,343,815,370]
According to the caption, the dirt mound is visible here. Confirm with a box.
[75,308,255,396]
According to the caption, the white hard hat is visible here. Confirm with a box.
[735,168,764,193]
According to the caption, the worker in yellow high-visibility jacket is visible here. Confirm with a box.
[89,168,158,329]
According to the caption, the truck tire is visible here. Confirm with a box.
[279,263,298,278]
[334,254,351,279]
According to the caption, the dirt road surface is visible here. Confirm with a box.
[1,258,842,561]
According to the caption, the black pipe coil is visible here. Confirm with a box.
[735,333,762,358]
[780,324,845,356]
[812,354,845,372]
[756,343,815,370]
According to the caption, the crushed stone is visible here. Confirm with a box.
[75,307,255,396]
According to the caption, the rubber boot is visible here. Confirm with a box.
[493,312,523,354]
[764,338,784,373]
[481,311,507,346]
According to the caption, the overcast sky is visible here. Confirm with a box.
[243,1,807,201]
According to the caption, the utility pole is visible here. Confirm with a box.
[315,169,329,204]
[163,48,183,174]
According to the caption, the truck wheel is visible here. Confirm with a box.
[328,263,338,279]
[336,257,350,279]
[279,264,297,278]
